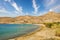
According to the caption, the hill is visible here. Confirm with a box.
[0,12,60,24]
[15,12,60,24]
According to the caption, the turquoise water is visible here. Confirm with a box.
[0,24,39,40]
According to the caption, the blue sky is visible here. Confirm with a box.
[0,0,60,17]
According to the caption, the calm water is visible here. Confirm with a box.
[0,24,39,40]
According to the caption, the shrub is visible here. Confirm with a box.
[43,22,60,28]
[43,23,53,28]
[55,28,60,37]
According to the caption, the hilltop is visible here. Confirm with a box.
[0,12,60,24]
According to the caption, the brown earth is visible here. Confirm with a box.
[0,12,60,24]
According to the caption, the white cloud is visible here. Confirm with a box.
[4,0,23,14]
[53,5,60,10]
[0,8,22,17]
[48,5,60,12]
[0,8,9,13]
[49,0,55,5]
[39,11,48,16]
[44,0,56,7]
[49,9,53,12]
[43,0,60,12]
[25,12,29,15]
[11,2,23,13]
[43,0,58,11]
[32,0,39,14]
[51,5,60,12]
[45,0,55,7]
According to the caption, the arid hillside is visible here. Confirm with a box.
[0,12,60,24]
[0,17,15,24]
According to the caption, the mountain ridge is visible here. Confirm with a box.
[0,12,60,24]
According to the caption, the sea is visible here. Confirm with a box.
[0,24,39,40]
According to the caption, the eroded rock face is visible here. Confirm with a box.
[0,12,60,24]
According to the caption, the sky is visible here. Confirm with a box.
[0,0,60,17]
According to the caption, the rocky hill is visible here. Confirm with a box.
[0,12,60,24]
[39,12,60,23]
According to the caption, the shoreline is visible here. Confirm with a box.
[9,24,43,40]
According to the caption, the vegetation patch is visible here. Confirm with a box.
[43,22,60,28]
[55,28,60,37]
[43,22,60,37]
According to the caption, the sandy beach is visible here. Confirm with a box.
[8,24,44,40]
[8,24,60,40]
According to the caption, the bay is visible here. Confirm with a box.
[0,24,39,40]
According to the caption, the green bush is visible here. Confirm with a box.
[43,23,53,28]
[43,22,60,28]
